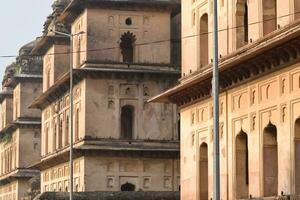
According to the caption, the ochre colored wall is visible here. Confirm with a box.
[180,63,300,200]
[181,0,299,76]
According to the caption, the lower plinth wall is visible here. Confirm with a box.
[240,195,300,200]
[34,191,180,200]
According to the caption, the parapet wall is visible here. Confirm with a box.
[34,192,180,200]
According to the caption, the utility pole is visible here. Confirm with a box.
[212,0,220,199]
[50,29,84,200]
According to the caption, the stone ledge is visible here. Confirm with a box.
[241,195,300,200]
[34,192,180,200]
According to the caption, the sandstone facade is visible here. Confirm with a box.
[151,0,300,199]
[0,41,43,200]
[29,0,181,195]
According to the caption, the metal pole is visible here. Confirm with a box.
[49,29,84,200]
[69,34,74,200]
[212,0,220,199]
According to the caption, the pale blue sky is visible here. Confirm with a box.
[0,0,53,82]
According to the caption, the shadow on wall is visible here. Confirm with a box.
[34,192,180,200]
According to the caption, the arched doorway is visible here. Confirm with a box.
[236,131,249,199]
[121,105,134,139]
[236,0,248,48]
[263,0,277,36]
[263,123,278,197]
[121,182,135,191]
[295,118,300,194]
[120,32,136,63]
[199,143,208,200]
[200,14,209,68]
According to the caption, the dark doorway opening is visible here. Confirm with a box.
[121,105,134,139]
[121,182,136,191]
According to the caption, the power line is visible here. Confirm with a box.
[0,10,300,59]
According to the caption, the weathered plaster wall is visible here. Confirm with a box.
[0,180,28,200]
[41,157,83,193]
[0,133,17,174]
[13,82,42,120]
[0,98,13,130]
[41,80,85,156]
[43,45,70,92]
[41,156,180,193]
[18,128,41,168]
[41,76,178,157]
[84,77,177,140]
[71,9,171,66]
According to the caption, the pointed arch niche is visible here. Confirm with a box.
[263,123,278,197]
[120,31,136,63]
[236,130,249,199]
[199,14,209,68]
[236,0,248,49]
[294,118,300,194]
[263,0,277,36]
[199,143,208,200]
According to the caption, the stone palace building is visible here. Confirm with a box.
[151,0,300,199]
[0,41,43,200]
[28,0,181,195]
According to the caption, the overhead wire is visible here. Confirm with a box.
[0,9,300,59]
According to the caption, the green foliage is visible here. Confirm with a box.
[0,132,12,144]
[11,62,21,75]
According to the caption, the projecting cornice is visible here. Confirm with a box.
[0,90,13,103]
[31,35,70,55]
[150,20,300,108]
[0,118,41,135]
[3,74,42,89]
[0,169,40,186]
[30,138,179,170]
[58,0,180,23]
[30,62,180,110]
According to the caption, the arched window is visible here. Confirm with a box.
[45,126,49,155]
[75,108,80,142]
[295,0,300,20]
[200,14,209,68]
[120,32,136,63]
[263,0,277,36]
[76,36,81,68]
[199,143,208,200]
[236,131,249,199]
[53,121,57,151]
[58,118,63,149]
[236,0,248,48]
[65,114,69,146]
[177,113,181,140]
[263,123,278,197]
[121,182,135,191]
[46,69,50,89]
[121,105,134,139]
[295,118,300,194]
